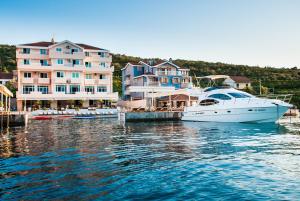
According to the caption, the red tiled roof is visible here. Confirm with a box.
[0,72,13,80]
[20,41,55,47]
[20,41,106,50]
[75,43,106,51]
[230,76,251,83]
[128,62,142,66]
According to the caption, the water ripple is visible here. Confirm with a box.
[1,119,300,200]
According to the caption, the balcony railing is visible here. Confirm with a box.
[21,78,34,84]
[155,71,190,76]
[49,51,85,59]
[38,78,50,84]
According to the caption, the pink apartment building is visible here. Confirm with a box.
[16,40,118,111]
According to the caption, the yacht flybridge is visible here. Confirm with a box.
[182,75,293,123]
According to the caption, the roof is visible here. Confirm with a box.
[157,94,198,101]
[75,43,106,51]
[197,75,229,80]
[19,41,106,50]
[20,41,55,47]
[229,76,251,83]
[0,72,13,80]
[0,84,13,97]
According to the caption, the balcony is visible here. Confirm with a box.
[155,71,182,76]
[85,66,114,73]
[84,55,112,63]
[16,52,48,59]
[85,79,95,85]
[146,81,160,86]
[54,78,67,83]
[38,78,50,84]
[21,78,34,84]
[69,78,81,84]
[49,51,85,59]
[97,79,109,85]
[16,91,119,101]
[18,63,52,71]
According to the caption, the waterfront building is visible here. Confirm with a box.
[223,76,251,89]
[121,59,193,101]
[16,40,118,111]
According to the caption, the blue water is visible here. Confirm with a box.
[1,119,300,200]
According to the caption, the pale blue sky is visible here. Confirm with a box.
[0,0,299,67]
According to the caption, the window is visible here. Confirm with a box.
[38,86,48,94]
[160,77,168,83]
[85,74,92,79]
[71,49,78,54]
[22,48,30,54]
[85,52,90,57]
[24,59,30,65]
[208,94,232,100]
[100,62,106,67]
[228,93,251,98]
[56,48,62,52]
[72,72,80,78]
[85,62,91,68]
[56,71,64,78]
[97,86,107,92]
[24,72,31,78]
[85,86,94,93]
[98,52,105,57]
[236,83,240,88]
[57,59,63,65]
[73,59,80,65]
[99,74,106,79]
[70,85,80,94]
[40,73,48,78]
[182,78,190,83]
[199,99,219,106]
[40,49,47,55]
[40,60,48,66]
[172,77,180,84]
[23,85,34,94]
[56,85,66,93]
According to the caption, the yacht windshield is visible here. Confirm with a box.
[208,93,231,100]
[228,93,251,98]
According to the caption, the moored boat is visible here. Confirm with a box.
[182,87,293,123]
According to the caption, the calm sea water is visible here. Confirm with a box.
[1,118,300,200]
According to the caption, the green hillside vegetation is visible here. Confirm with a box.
[0,45,299,107]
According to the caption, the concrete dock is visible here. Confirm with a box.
[119,111,182,122]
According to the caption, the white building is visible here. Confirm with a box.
[16,40,118,111]
[223,76,251,89]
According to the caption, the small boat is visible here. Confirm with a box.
[32,116,53,120]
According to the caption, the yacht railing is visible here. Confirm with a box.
[257,94,293,103]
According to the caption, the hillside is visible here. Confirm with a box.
[1,45,299,107]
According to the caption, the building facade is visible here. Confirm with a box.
[223,76,251,89]
[121,60,192,100]
[16,40,118,110]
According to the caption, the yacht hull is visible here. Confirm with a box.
[181,105,289,123]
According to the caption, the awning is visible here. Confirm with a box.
[157,94,198,101]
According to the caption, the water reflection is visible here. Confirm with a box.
[1,119,300,200]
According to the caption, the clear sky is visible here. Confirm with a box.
[0,0,299,68]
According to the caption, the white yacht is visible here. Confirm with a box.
[182,87,293,123]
